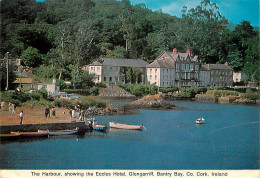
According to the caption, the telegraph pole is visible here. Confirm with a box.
[6,52,9,91]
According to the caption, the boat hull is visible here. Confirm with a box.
[0,133,21,140]
[38,128,78,136]
[92,125,108,132]
[109,122,144,130]
[10,132,49,137]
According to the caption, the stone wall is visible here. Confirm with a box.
[195,94,217,103]
[0,121,90,134]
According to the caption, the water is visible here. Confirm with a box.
[0,101,259,170]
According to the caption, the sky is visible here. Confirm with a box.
[129,0,259,27]
[35,0,259,27]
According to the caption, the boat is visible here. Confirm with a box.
[0,133,21,140]
[38,128,79,136]
[92,125,108,132]
[109,122,145,130]
[10,131,49,137]
[196,117,205,124]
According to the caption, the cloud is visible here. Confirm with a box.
[161,0,201,17]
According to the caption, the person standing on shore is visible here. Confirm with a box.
[1,101,4,110]
[11,103,16,114]
[8,102,12,113]
[51,107,56,118]
[45,106,50,118]
[69,108,72,119]
[19,111,24,124]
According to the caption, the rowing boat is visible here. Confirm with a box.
[10,131,49,137]
[0,133,21,140]
[38,128,79,136]
[109,122,145,130]
[92,125,108,132]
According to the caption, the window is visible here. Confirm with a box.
[155,69,157,73]
[150,75,152,80]
[155,75,157,80]
[109,77,112,82]
[110,67,113,70]
[104,77,106,81]
[150,69,152,73]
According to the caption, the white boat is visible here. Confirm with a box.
[196,118,205,124]
[38,128,79,136]
[109,122,145,130]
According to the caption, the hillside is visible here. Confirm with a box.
[0,0,259,90]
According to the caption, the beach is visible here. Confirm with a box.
[0,107,71,126]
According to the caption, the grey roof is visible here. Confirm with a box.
[203,64,233,70]
[89,58,148,68]
[165,51,199,62]
[146,58,175,68]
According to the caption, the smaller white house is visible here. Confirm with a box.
[37,79,60,95]
[233,72,248,83]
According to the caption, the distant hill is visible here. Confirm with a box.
[227,23,259,31]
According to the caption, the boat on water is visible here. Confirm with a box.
[92,125,108,132]
[0,133,21,140]
[196,117,205,124]
[10,131,49,137]
[109,122,145,131]
[38,128,79,136]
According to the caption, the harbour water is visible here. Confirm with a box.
[0,101,259,169]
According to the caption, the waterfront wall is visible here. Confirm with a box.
[0,121,90,134]
[195,94,217,103]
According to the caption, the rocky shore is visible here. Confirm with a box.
[125,94,182,110]
[99,85,136,99]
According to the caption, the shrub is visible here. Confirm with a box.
[241,89,259,100]
[62,89,90,96]
[30,92,41,101]
[89,86,99,96]
[38,88,48,99]
[124,84,157,96]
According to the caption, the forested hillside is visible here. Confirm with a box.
[1,0,259,83]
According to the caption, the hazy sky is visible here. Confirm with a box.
[35,0,259,27]
[130,0,259,27]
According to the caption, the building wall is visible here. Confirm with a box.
[209,69,233,87]
[199,70,210,87]
[146,68,160,86]
[160,68,175,87]
[89,65,102,83]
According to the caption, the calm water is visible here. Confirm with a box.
[0,101,259,170]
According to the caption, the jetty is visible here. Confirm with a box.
[0,121,90,134]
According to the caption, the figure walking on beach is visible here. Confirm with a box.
[69,108,72,119]
[11,103,16,114]
[8,102,12,113]
[45,106,50,118]
[1,101,4,110]
[51,107,56,118]
[19,111,23,124]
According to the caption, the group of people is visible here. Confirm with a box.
[8,102,16,114]
[68,105,86,121]
[44,106,56,118]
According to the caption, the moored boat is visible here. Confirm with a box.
[0,133,21,140]
[10,131,49,137]
[109,122,145,130]
[38,128,79,136]
[92,125,108,132]
[196,117,205,124]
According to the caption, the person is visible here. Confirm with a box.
[1,101,4,110]
[45,106,50,118]
[69,109,72,119]
[19,111,23,124]
[9,102,12,113]
[11,103,16,114]
[72,109,75,119]
[51,107,56,118]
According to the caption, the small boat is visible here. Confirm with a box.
[92,125,108,132]
[196,117,205,124]
[38,128,79,136]
[109,122,145,131]
[10,131,49,137]
[0,133,21,140]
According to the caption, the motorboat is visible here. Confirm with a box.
[196,117,205,124]
[109,122,145,130]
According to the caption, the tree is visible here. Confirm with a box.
[21,46,42,67]
[178,0,228,63]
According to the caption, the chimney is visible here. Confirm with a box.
[172,48,177,55]
[186,49,191,55]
